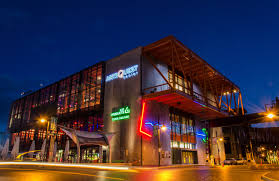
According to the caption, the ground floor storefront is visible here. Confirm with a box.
[172,149,198,164]
[55,145,105,163]
[10,104,210,165]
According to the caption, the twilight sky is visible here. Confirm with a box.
[1,0,279,131]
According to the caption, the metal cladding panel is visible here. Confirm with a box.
[141,100,172,166]
[103,47,142,163]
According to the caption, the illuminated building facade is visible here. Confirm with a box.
[8,36,243,165]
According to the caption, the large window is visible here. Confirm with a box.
[170,110,196,149]
[57,63,103,115]
[57,78,71,115]
[23,95,33,123]
[9,99,25,128]
[38,84,57,106]
[69,74,80,112]
[59,113,104,133]
[80,65,103,110]
[9,63,104,129]
[168,70,190,94]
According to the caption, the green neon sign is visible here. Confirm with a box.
[202,128,209,143]
[111,106,131,121]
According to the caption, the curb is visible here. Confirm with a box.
[132,164,208,170]
[261,173,279,181]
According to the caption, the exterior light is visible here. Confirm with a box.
[233,90,237,93]
[269,150,273,153]
[226,92,229,95]
[261,153,265,157]
[267,113,275,119]
[261,147,265,151]
[223,92,227,95]
[161,125,167,132]
[40,118,46,123]
[218,138,224,142]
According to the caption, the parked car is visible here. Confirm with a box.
[223,158,237,165]
[235,158,247,165]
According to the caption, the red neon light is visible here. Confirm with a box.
[139,102,152,137]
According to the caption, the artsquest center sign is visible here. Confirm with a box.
[110,106,131,121]
[105,64,138,82]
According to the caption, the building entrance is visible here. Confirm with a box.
[182,151,196,164]
[81,145,100,163]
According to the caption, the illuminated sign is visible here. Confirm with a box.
[111,106,131,121]
[106,64,138,82]
[138,102,152,138]
[196,128,209,143]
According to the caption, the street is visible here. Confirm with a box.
[0,165,269,181]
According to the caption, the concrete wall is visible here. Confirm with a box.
[210,127,226,164]
[195,119,208,165]
[103,47,142,164]
[141,55,172,165]
[141,101,172,166]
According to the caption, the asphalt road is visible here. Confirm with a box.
[0,165,269,181]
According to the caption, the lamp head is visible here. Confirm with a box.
[40,118,46,123]
[161,125,167,131]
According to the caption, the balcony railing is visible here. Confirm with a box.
[143,82,227,112]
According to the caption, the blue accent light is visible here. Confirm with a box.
[196,132,206,137]
[144,121,170,130]
[145,122,154,126]
[196,128,208,143]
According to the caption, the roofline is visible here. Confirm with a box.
[144,35,240,90]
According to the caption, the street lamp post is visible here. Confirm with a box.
[216,137,223,165]
[156,121,167,167]
[40,118,51,161]
[158,125,161,167]
[40,118,50,137]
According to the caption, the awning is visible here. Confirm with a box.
[59,126,114,146]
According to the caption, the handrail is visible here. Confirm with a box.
[143,83,227,111]
[143,83,169,91]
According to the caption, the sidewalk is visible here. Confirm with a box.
[261,171,279,181]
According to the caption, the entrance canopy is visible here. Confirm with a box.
[60,126,114,146]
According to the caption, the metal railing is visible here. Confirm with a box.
[143,82,227,112]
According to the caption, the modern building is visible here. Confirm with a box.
[8,36,244,165]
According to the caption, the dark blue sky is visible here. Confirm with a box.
[1,0,279,131]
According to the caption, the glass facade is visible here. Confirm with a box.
[8,62,105,151]
[168,70,191,94]
[57,64,103,115]
[170,110,196,147]
[170,109,198,164]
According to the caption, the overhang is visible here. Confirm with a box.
[142,35,244,116]
[143,35,240,95]
[143,89,227,120]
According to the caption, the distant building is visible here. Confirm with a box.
[209,97,279,164]
[8,36,243,165]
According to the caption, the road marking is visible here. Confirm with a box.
[36,170,126,180]
[0,162,130,171]
[0,167,126,180]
